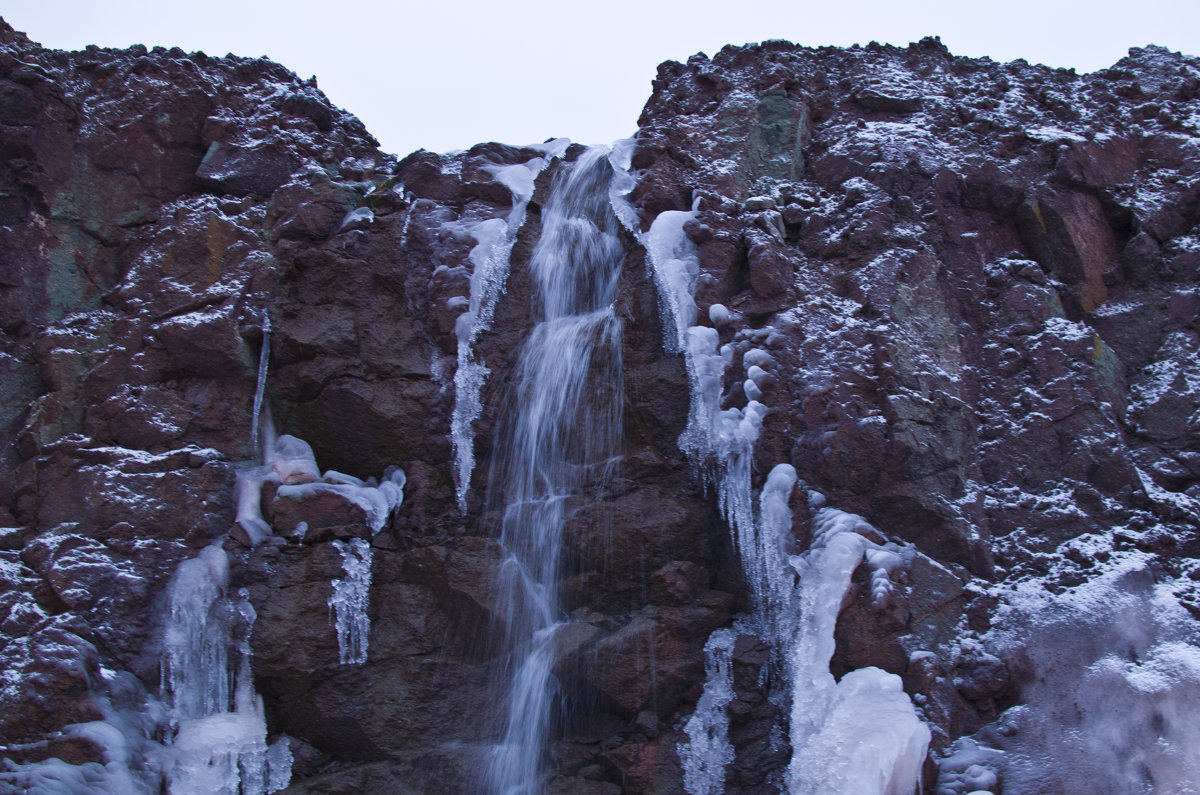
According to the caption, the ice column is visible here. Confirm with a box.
[160,545,291,794]
[677,464,795,788]
[679,629,737,795]
[785,505,930,795]
[250,315,270,460]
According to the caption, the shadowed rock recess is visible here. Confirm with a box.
[2,14,1200,793]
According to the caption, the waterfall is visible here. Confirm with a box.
[486,146,625,794]
[451,139,570,512]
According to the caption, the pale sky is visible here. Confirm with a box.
[5,1,1199,157]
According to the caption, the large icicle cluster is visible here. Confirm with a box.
[160,545,291,794]
[786,501,930,795]
[618,151,929,792]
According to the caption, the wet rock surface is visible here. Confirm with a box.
[1,14,1199,794]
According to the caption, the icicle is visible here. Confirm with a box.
[329,538,373,665]
[250,316,270,461]
[679,628,737,795]
[617,145,932,790]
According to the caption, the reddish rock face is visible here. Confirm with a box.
[1,15,1199,794]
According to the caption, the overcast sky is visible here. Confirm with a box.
[6,0,1199,157]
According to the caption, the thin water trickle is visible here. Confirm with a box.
[486,146,625,794]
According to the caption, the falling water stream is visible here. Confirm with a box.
[486,146,625,794]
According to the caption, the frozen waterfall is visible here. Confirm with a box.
[485,146,625,794]
[160,545,291,794]
[615,155,930,792]
[329,537,373,665]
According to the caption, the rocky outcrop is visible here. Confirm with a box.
[1,14,1199,794]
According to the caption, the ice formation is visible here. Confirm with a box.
[450,138,571,512]
[275,466,406,538]
[937,554,1200,794]
[786,504,930,795]
[625,160,931,791]
[235,433,396,545]
[329,538,373,665]
[249,315,270,461]
[487,146,625,794]
[0,667,162,793]
[679,629,737,795]
[160,545,291,794]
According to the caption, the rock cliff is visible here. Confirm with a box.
[1,16,1198,793]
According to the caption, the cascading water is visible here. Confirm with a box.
[451,140,570,512]
[485,146,625,794]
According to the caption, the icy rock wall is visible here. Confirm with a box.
[4,18,1200,794]
[938,554,1200,794]
[627,144,933,791]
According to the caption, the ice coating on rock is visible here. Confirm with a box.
[788,667,931,795]
[0,669,162,793]
[160,545,290,793]
[236,437,381,547]
[786,508,930,795]
[451,149,563,513]
[337,206,374,231]
[329,538,373,665]
[265,739,293,793]
[679,628,736,795]
[271,434,320,484]
[938,555,1200,793]
[276,466,405,536]
[751,463,798,632]
[644,208,700,351]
